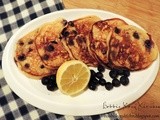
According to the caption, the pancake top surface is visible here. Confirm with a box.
[14,16,159,79]
[35,18,71,69]
[61,15,101,66]
[15,30,54,78]
[109,25,158,70]
[90,18,128,65]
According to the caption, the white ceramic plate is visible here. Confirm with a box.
[2,9,159,116]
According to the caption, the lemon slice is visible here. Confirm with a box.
[56,60,91,96]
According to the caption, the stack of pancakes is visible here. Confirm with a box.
[14,16,158,78]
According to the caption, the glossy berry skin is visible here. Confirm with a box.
[96,72,103,79]
[99,78,106,86]
[49,75,56,81]
[116,69,130,77]
[41,76,50,85]
[90,69,96,77]
[122,69,130,77]
[120,76,129,86]
[105,82,113,90]
[48,79,57,88]
[88,82,97,90]
[112,78,121,87]
[117,69,124,75]
[88,69,99,90]
[41,74,57,91]
[97,64,105,72]
[109,69,118,78]
[47,84,56,91]
[92,77,99,85]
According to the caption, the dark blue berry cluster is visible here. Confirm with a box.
[41,74,58,91]
[108,68,130,89]
[88,65,130,91]
[41,65,130,92]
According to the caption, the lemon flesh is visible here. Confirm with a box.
[56,60,90,96]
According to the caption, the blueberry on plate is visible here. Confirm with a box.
[49,74,56,81]
[90,69,96,77]
[48,76,56,84]
[41,76,50,85]
[91,77,99,85]
[112,78,121,87]
[97,64,105,73]
[47,83,57,91]
[99,78,106,86]
[122,69,130,77]
[109,69,118,78]
[120,76,129,86]
[117,69,124,75]
[96,72,103,79]
[88,82,97,90]
[105,82,113,90]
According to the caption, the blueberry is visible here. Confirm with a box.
[109,69,118,78]
[122,69,130,77]
[49,76,57,85]
[105,82,113,90]
[112,78,120,87]
[145,39,152,49]
[133,31,139,39]
[48,79,57,86]
[68,38,74,46]
[18,54,26,61]
[90,69,96,77]
[88,82,97,90]
[49,74,56,81]
[120,76,129,86]
[91,77,99,85]
[96,72,103,79]
[117,69,124,75]
[62,19,67,26]
[61,28,69,37]
[47,84,56,91]
[42,54,49,60]
[114,27,120,34]
[45,45,54,52]
[68,21,74,27]
[97,64,105,72]
[99,78,106,86]
[41,76,50,85]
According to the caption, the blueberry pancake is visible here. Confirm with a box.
[89,18,128,66]
[61,16,101,66]
[109,25,158,70]
[14,30,54,78]
[35,18,73,69]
